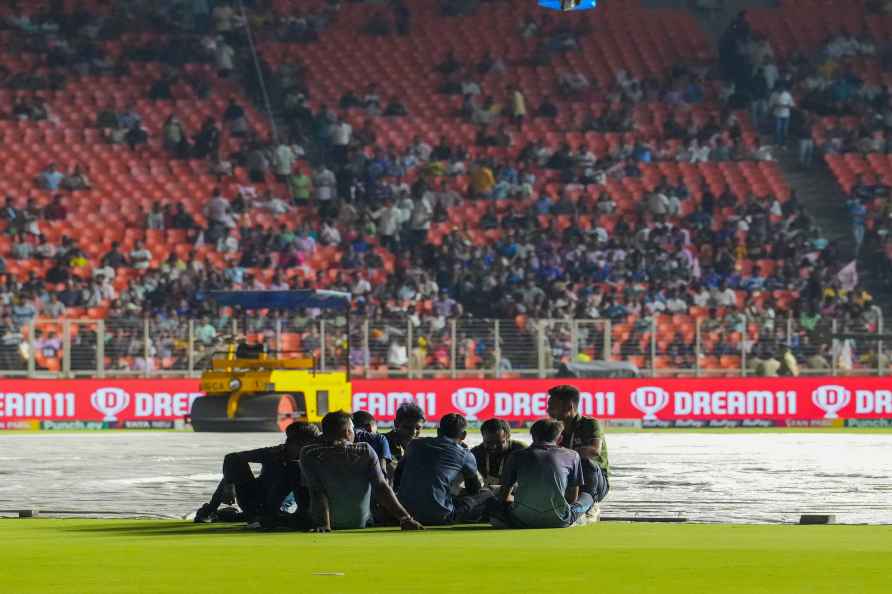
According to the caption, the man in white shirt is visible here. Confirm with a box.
[329,118,352,164]
[409,193,434,245]
[372,199,401,250]
[770,85,795,147]
[410,136,432,162]
[717,284,738,308]
[272,143,296,182]
[313,166,337,216]
[205,190,236,229]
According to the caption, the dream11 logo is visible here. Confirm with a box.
[812,385,851,419]
[451,387,491,421]
[90,387,131,422]
[538,0,597,12]
[631,387,670,420]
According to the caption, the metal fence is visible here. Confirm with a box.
[2,312,888,378]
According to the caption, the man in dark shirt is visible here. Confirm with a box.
[383,401,426,468]
[396,413,493,525]
[194,421,320,529]
[547,384,609,504]
[470,419,526,488]
[300,411,422,532]
[491,419,593,529]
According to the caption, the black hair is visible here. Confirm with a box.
[548,384,581,407]
[530,419,563,443]
[394,401,426,425]
[285,421,320,444]
[480,418,510,436]
[352,410,376,431]
[438,413,468,439]
[321,411,353,440]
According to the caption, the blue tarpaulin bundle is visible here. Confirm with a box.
[538,0,597,11]
[206,290,351,311]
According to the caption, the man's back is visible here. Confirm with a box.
[502,444,583,528]
[396,436,477,523]
[300,441,384,529]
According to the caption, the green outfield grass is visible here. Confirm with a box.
[3,520,890,594]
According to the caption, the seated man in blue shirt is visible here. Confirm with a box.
[300,411,423,532]
[490,419,594,529]
[194,421,319,529]
[395,413,494,525]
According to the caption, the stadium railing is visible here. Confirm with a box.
[2,312,888,379]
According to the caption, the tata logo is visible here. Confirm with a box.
[812,385,851,419]
[631,387,670,420]
[451,387,491,420]
[90,387,131,421]
[538,0,597,12]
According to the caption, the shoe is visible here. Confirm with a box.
[584,503,601,523]
[215,506,246,523]
[194,504,216,523]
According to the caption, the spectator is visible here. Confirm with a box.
[43,195,67,220]
[61,164,91,191]
[38,163,65,191]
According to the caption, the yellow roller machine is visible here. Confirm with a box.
[190,290,352,432]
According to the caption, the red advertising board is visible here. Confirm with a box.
[351,377,892,422]
[0,377,890,425]
[0,379,203,423]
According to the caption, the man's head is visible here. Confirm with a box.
[284,421,320,457]
[392,401,425,445]
[530,419,564,445]
[480,418,511,453]
[438,413,468,442]
[547,384,581,423]
[321,411,354,443]
[352,410,377,433]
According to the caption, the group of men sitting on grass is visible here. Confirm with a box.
[194,384,609,531]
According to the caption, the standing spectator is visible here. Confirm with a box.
[272,142,296,182]
[288,168,312,205]
[223,98,249,136]
[129,240,153,270]
[314,165,337,218]
[192,118,220,159]
[215,38,235,78]
[848,198,867,256]
[392,0,410,35]
[509,85,526,124]
[329,117,352,164]
[769,83,795,147]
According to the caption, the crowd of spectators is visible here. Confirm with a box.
[0,1,886,374]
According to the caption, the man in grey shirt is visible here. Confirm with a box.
[300,411,423,532]
[491,419,594,529]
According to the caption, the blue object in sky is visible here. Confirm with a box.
[538,0,597,11]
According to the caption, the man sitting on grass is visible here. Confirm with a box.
[395,413,493,525]
[352,410,393,473]
[300,411,423,532]
[194,421,320,529]
[383,402,426,473]
[547,384,609,507]
[470,418,526,488]
[489,419,594,529]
